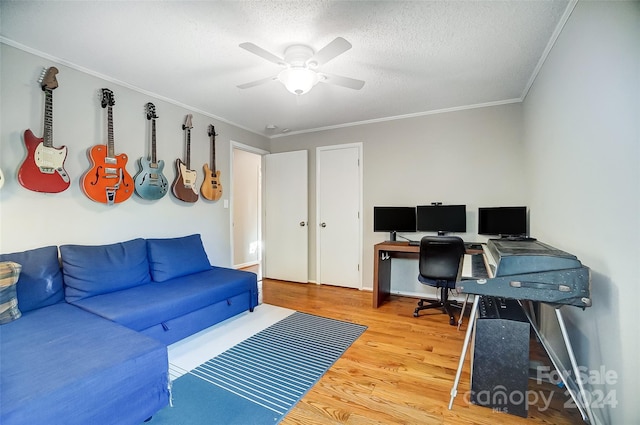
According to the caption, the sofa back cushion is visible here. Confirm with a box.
[61,238,151,302]
[0,246,64,313]
[146,234,211,282]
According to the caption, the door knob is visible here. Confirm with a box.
[299,221,306,227]
[320,222,327,228]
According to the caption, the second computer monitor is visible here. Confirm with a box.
[416,204,466,235]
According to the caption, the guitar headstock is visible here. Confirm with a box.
[183,114,193,130]
[101,88,115,108]
[208,125,218,138]
[39,67,59,91]
[145,102,158,120]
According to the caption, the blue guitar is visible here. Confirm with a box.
[134,102,168,200]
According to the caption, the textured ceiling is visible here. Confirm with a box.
[1,1,572,137]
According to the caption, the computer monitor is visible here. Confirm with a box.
[478,206,527,237]
[373,206,416,241]
[416,204,466,235]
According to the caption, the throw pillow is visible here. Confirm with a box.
[0,261,22,324]
[146,234,211,282]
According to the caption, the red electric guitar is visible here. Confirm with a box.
[81,88,134,205]
[18,67,70,193]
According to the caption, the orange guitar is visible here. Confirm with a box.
[81,88,133,205]
[200,125,223,201]
[18,67,70,193]
[171,114,199,203]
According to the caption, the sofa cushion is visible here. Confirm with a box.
[0,302,169,425]
[71,267,257,333]
[61,238,151,302]
[146,234,211,282]
[0,262,22,324]
[0,246,64,313]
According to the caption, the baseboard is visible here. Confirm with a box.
[233,261,259,269]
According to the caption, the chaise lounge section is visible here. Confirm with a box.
[0,234,259,425]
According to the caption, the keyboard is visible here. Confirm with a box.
[471,254,489,279]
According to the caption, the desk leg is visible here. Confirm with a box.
[449,294,480,410]
[373,250,392,308]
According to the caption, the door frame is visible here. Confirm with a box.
[315,142,363,289]
[229,141,269,271]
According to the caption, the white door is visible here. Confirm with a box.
[264,150,308,283]
[317,144,362,288]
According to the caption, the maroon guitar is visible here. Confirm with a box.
[18,67,70,193]
[171,114,199,203]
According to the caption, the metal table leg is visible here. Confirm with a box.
[449,294,480,409]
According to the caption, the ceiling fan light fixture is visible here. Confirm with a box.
[278,67,319,95]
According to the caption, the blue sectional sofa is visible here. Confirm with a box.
[0,234,259,425]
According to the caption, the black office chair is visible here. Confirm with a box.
[413,236,466,325]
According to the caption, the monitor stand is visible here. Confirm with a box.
[388,231,397,242]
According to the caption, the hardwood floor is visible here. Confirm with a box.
[262,279,583,425]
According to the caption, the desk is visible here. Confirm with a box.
[373,241,482,308]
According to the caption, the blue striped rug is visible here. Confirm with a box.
[148,312,367,425]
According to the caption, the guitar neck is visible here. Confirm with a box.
[43,89,54,148]
[151,118,157,163]
[107,105,115,158]
[185,129,191,169]
[210,136,216,174]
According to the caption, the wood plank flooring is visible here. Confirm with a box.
[262,279,583,425]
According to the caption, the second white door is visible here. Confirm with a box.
[316,144,362,289]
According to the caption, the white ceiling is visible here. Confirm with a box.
[1,1,572,138]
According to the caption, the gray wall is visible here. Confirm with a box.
[270,103,526,288]
[523,2,639,423]
[0,44,270,265]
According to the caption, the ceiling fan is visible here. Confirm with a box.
[237,37,365,95]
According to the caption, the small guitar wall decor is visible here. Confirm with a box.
[81,88,134,205]
[200,124,223,201]
[18,67,70,193]
[134,102,168,200]
[171,114,199,203]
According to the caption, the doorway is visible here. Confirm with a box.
[231,142,268,282]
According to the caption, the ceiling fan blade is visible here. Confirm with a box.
[319,72,365,90]
[237,75,278,89]
[308,37,352,67]
[239,42,285,66]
